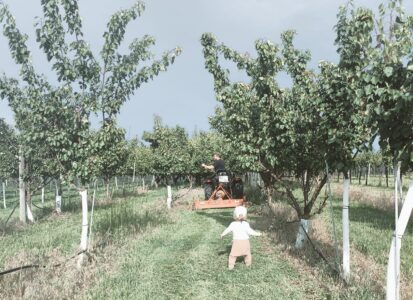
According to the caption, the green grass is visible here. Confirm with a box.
[323,192,413,281]
[89,209,309,300]
[2,181,409,299]
[0,188,167,268]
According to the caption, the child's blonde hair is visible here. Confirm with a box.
[233,206,247,221]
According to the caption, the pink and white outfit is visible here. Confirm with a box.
[221,207,261,269]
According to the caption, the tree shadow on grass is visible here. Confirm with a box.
[341,204,396,231]
[195,210,233,228]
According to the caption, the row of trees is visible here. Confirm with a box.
[1,112,247,204]
[0,1,411,292]
[200,0,412,285]
[0,0,181,265]
[2,111,400,200]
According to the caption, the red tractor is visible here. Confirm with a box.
[193,170,246,210]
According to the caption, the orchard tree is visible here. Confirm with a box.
[335,0,413,295]
[338,1,413,297]
[201,32,334,248]
[0,0,180,265]
[370,2,413,297]
[313,4,377,279]
[143,116,191,185]
[0,118,17,208]
[93,120,129,198]
[126,138,154,184]
[0,118,17,180]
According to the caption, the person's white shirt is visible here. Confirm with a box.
[221,221,261,240]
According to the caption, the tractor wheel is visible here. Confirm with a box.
[204,183,213,200]
[232,178,244,198]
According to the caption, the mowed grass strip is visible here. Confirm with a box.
[90,209,307,300]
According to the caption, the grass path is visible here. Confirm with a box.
[3,185,398,299]
[89,207,310,300]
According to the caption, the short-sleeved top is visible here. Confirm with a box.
[213,159,225,172]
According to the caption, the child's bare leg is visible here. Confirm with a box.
[228,255,237,270]
[244,252,252,267]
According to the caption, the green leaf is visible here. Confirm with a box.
[384,66,393,77]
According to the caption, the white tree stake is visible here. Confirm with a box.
[386,179,413,300]
[295,219,311,249]
[88,181,97,250]
[397,163,403,207]
[18,148,26,223]
[342,177,350,281]
[78,189,89,267]
[55,195,62,213]
[132,162,136,183]
[2,182,6,209]
[115,176,118,190]
[26,204,35,223]
[41,187,45,204]
[167,185,172,209]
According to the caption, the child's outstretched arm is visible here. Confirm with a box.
[220,223,233,239]
[246,223,262,237]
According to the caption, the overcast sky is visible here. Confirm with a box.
[1,0,412,139]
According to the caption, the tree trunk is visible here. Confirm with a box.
[367,163,371,185]
[105,177,110,199]
[295,219,311,249]
[115,176,118,190]
[166,185,172,209]
[78,189,89,267]
[342,174,350,281]
[132,162,136,183]
[187,176,193,189]
[41,187,45,204]
[19,148,27,223]
[259,171,277,208]
[378,166,383,187]
[385,165,389,187]
[142,178,146,190]
[358,167,362,185]
[2,181,6,209]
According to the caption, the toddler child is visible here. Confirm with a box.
[220,206,262,270]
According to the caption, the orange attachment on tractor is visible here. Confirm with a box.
[193,172,247,210]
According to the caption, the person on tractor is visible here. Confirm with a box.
[201,153,227,200]
[201,153,225,173]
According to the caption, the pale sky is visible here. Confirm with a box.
[1,0,412,139]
